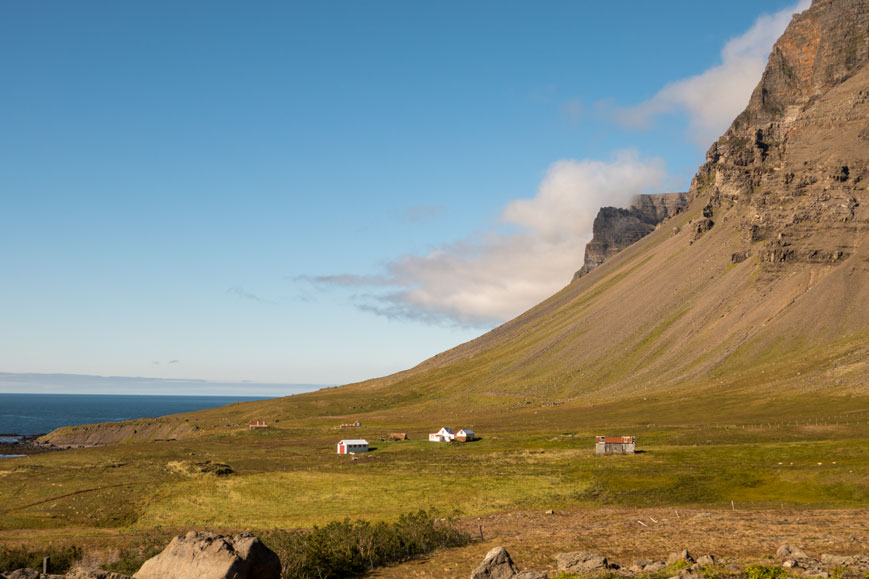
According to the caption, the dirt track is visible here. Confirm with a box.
[372,508,869,578]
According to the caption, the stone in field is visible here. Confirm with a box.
[777,545,809,561]
[667,550,695,564]
[556,551,608,573]
[132,531,280,579]
[471,546,519,579]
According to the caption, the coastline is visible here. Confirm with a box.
[0,433,53,457]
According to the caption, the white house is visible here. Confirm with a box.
[337,439,369,454]
[429,427,455,442]
[456,429,475,442]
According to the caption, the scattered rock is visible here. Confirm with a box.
[777,545,809,561]
[556,551,609,574]
[66,568,130,579]
[820,555,856,566]
[471,546,519,579]
[3,570,42,579]
[731,251,750,263]
[667,550,695,564]
[132,531,280,579]
[643,561,666,573]
[544,509,555,515]
[690,218,714,240]
[696,555,715,566]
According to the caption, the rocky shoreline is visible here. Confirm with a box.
[0,434,54,457]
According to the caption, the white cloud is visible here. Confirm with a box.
[611,0,810,146]
[312,151,668,327]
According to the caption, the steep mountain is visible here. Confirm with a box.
[336,0,869,414]
[575,193,688,278]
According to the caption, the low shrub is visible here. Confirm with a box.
[263,509,471,579]
[0,544,81,574]
[104,533,168,576]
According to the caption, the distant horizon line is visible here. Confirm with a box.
[0,371,334,397]
[0,370,333,386]
[0,391,281,398]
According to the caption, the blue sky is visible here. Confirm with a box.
[0,1,809,394]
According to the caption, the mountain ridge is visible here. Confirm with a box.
[337,0,869,407]
[574,192,688,279]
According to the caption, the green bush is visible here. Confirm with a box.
[0,544,81,573]
[263,509,471,579]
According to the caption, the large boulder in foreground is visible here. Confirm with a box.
[471,547,519,579]
[132,532,280,579]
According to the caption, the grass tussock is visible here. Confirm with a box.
[262,509,471,579]
[0,544,81,574]
[104,532,171,576]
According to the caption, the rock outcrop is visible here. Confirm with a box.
[470,547,519,579]
[132,532,281,579]
[37,418,199,449]
[555,550,611,574]
[470,547,546,579]
[689,0,869,267]
[574,192,688,278]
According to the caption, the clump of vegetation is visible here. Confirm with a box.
[0,544,81,574]
[166,460,234,477]
[669,559,693,571]
[104,532,170,575]
[262,509,471,579]
[701,563,734,579]
[743,564,787,579]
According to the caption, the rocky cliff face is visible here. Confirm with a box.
[574,192,688,278]
[690,0,869,266]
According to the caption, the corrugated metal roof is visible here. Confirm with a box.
[338,439,369,445]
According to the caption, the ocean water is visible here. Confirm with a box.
[0,393,271,436]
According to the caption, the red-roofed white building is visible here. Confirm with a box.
[337,439,369,454]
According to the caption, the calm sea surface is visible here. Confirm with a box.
[0,393,271,437]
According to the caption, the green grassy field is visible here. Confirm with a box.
[3,394,868,554]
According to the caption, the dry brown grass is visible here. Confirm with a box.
[372,508,869,578]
